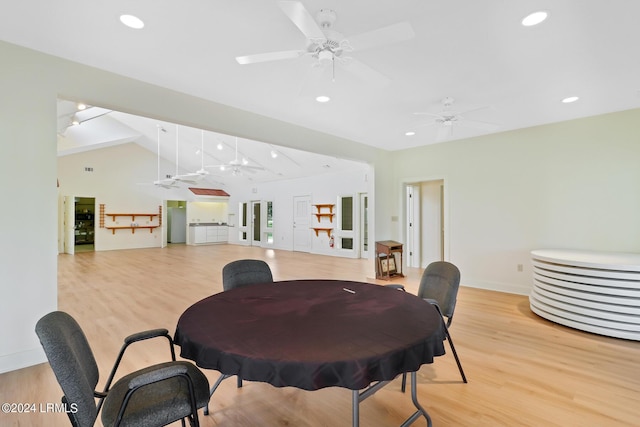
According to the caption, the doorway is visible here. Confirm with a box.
[73,196,95,253]
[167,200,187,244]
[405,180,445,268]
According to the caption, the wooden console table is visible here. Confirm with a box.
[375,240,404,280]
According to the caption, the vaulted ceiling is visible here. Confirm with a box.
[3,1,640,185]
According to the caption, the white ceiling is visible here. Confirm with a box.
[56,99,368,187]
[3,1,640,162]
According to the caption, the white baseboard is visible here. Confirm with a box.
[462,280,531,296]
[0,348,47,374]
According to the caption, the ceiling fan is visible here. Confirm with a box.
[235,1,415,88]
[171,126,207,184]
[206,137,264,176]
[414,97,498,141]
[139,125,179,189]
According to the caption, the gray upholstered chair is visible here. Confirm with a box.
[35,311,210,427]
[222,258,273,291]
[204,258,274,414]
[387,261,467,389]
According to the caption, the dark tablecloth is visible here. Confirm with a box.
[174,280,445,391]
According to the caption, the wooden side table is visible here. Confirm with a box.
[375,240,404,280]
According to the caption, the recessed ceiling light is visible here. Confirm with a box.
[316,95,331,103]
[216,143,223,150]
[562,96,579,103]
[120,14,145,29]
[522,11,548,27]
[271,150,278,158]
[405,131,416,136]
[77,103,87,110]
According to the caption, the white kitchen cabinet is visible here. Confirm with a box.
[190,225,228,244]
[191,226,207,244]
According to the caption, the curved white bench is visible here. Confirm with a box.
[529,249,640,341]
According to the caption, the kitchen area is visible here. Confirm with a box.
[184,200,230,245]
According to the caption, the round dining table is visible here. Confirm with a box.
[174,279,446,426]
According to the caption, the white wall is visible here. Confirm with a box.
[391,109,640,294]
[187,202,228,225]
[0,40,386,373]
[224,166,372,258]
[3,38,638,373]
[0,44,58,373]
[58,143,175,251]
[420,180,443,267]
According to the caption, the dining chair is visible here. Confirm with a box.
[222,258,274,291]
[203,258,274,414]
[35,311,210,427]
[386,261,468,390]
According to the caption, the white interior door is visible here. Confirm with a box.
[293,195,311,252]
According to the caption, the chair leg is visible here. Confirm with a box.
[443,326,467,383]
[400,372,407,392]
[237,375,243,388]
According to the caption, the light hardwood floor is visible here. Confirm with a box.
[1,244,639,426]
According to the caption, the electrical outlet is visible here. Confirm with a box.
[517,264,523,272]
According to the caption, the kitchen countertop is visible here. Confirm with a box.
[189,223,228,227]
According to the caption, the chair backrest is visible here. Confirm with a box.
[418,261,461,322]
[35,311,99,427]
[222,259,273,291]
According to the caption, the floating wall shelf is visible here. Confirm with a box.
[100,205,163,236]
[312,227,333,237]
[106,213,159,221]
[313,204,334,213]
[313,213,335,222]
[311,204,335,238]
[105,226,159,234]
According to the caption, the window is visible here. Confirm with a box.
[239,202,248,241]
[266,201,273,228]
[339,196,355,252]
[341,238,354,250]
[341,196,353,231]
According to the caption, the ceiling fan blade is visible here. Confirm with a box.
[456,105,490,116]
[414,111,447,119]
[278,1,326,41]
[152,178,179,189]
[346,22,415,52]
[236,49,305,65]
[415,121,438,129]
[458,119,500,131]
[341,58,390,88]
[173,172,204,184]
